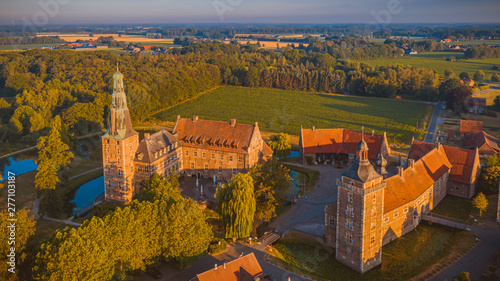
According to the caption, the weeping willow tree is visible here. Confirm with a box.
[216,173,256,239]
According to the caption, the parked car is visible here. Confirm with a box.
[146,268,162,279]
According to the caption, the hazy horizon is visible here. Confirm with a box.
[1,0,499,26]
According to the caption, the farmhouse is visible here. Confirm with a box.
[324,137,481,273]
[468,98,487,114]
[299,127,390,166]
[465,131,500,156]
[102,68,272,204]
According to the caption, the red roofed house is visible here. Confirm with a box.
[468,98,487,114]
[299,127,390,166]
[173,116,273,181]
[408,140,481,198]
[460,120,483,137]
[190,253,266,281]
[465,131,500,156]
[324,138,451,273]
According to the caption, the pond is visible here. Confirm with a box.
[288,150,299,158]
[67,176,104,215]
[285,170,306,200]
[0,152,38,180]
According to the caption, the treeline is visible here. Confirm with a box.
[0,36,65,45]
[306,38,404,60]
[383,38,448,53]
[375,27,500,40]
[464,46,500,59]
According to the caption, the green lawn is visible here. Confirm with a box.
[154,87,432,144]
[359,52,500,79]
[431,195,473,222]
[268,225,460,281]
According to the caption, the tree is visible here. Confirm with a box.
[216,173,256,239]
[251,158,292,223]
[439,78,462,101]
[459,71,470,79]
[35,116,74,190]
[479,154,500,193]
[444,69,455,80]
[492,73,500,82]
[445,85,472,112]
[472,192,488,217]
[493,95,500,112]
[268,133,291,160]
[1,209,36,281]
[473,70,485,82]
[453,272,471,281]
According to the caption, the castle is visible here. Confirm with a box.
[322,134,481,273]
[102,68,272,203]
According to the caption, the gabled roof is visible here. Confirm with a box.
[460,120,483,135]
[442,145,480,184]
[191,252,263,281]
[134,130,179,163]
[301,128,387,160]
[173,117,257,154]
[469,98,487,106]
[408,140,479,184]
[465,131,500,155]
[384,145,452,212]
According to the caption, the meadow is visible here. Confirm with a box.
[154,87,433,144]
[359,52,500,79]
[473,90,500,105]
[37,33,175,43]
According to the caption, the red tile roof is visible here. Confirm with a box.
[469,98,487,107]
[173,117,259,154]
[385,145,451,212]
[408,140,436,161]
[442,145,479,184]
[460,120,483,135]
[465,131,500,155]
[301,128,387,160]
[191,253,263,281]
[409,140,479,184]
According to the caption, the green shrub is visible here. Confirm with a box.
[208,238,227,255]
[480,85,491,91]
[483,110,498,117]
[305,156,313,165]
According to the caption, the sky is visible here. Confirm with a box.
[0,0,499,25]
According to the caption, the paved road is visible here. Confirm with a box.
[429,217,500,281]
[424,101,444,143]
[0,146,36,160]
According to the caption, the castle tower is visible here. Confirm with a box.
[335,135,385,273]
[101,66,139,204]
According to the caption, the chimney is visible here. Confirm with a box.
[255,122,258,128]
[398,166,404,178]
[230,119,236,127]
[312,126,316,133]
[412,136,414,143]
[193,115,198,123]
[144,133,150,139]
[214,264,217,270]
[437,142,440,151]
[371,130,374,137]
[176,115,180,121]
[223,263,226,269]
[408,159,414,170]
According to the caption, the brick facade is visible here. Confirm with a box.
[325,141,452,274]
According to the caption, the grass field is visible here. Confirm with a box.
[154,87,433,144]
[359,52,500,79]
[0,43,61,51]
[268,225,473,281]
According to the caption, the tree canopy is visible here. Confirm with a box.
[216,173,256,239]
[268,133,291,160]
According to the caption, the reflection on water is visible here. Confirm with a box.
[0,155,38,180]
[68,176,104,215]
[286,170,305,198]
[288,151,299,158]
